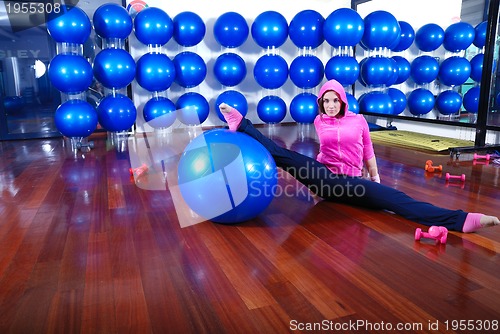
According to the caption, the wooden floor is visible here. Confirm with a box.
[0,124,499,333]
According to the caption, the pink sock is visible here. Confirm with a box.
[462,213,484,233]
[222,106,243,132]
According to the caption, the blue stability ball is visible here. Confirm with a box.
[436,90,462,115]
[215,90,248,122]
[173,51,206,88]
[358,91,394,115]
[463,86,480,113]
[323,8,364,47]
[360,56,397,88]
[253,54,288,90]
[407,88,435,115]
[3,96,25,113]
[173,11,205,47]
[415,23,444,52]
[213,12,249,48]
[392,56,411,85]
[361,11,401,50]
[55,99,97,138]
[48,54,93,94]
[176,92,210,125]
[288,10,325,49]
[325,55,359,86]
[443,22,475,52]
[177,129,278,224]
[346,93,359,114]
[391,21,415,52]
[47,6,91,44]
[93,3,133,39]
[213,53,247,87]
[289,55,324,89]
[136,53,176,92]
[474,21,487,48]
[134,7,173,46]
[257,95,287,123]
[410,55,439,84]
[97,93,137,132]
[387,88,407,115]
[143,96,177,129]
[252,11,289,49]
[93,48,136,89]
[470,53,484,82]
[438,56,471,87]
[290,93,318,124]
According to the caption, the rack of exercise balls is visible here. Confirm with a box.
[47,4,489,141]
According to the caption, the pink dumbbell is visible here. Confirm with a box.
[445,173,465,182]
[473,153,491,161]
[415,226,448,244]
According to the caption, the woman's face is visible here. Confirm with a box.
[322,91,342,117]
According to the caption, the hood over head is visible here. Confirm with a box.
[316,79,349,112]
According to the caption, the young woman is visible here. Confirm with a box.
[218,79,499,233]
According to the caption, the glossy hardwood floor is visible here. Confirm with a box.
[1,124,499,334]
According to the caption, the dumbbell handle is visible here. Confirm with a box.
[473,153,490,160]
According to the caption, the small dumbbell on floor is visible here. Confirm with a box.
[473,153,491,161]
[76,141,95,150]
[415,226,448,244]
[445,173,465,182]
[425,160,442,173]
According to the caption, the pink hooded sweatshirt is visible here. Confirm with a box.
[313,79,375,177]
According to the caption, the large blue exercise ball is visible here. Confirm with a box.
[176,92,210,125]
[173,11,205,47]
[387,88,407,115]
[470,53,484,82]
[47,6,91,44]
[415,23,444,52]
[325,55,359,86]
[54,99,97,138]
[392,56,411,84]
[213,12,249,48]
[136,53,175,92]
[323,8,364,47]
[253,54,288,90]
[257,95,287,123]
[97,93,137,132]
[443,22,475,52]
[391,21,415,52]
[358,91,394,115]
[178,128,278,224]
[213,53,247,87]
[346,93,359,114]
[48,54,93,94]
[474,21,487,48]
[410,55,439,84]
[463,86,480,113]
[251,11,288,48]
[133,7,173,46]
[93,48,136,89]
[290,93,317,124]
[215,90,248,122]
[360,56,397,87]
[289,55,324,89]
[407,88,435,115]
[436,90,462,115]
[289,10,324,49]
[438,56,471,87]
[173,51,206,88]
[93,3,132,39]
[361,11,400,50]
[143,96,177,129]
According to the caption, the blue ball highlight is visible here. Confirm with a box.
[251,11,289,48]
[143,96,177,129]
[323,8,364,47]
[215,90,248,122]
[253,54,288,90]
[436,90,462,115]
[213,53,247,87]
[136,53,176,92]
[289,55,324,89]
[288,10,325,49]
[361,11,401,50]
[47,6,91,44]
[173,11,205,47]
[213,12,249,48]
[407,88,435,115]
[438,56,471,87]
[410,55,439,85]
[173,51,206,88]
[93,3,133,39]
[93,48,136,89]
[358,91,394,115]
[257,96,287,124]
[48,54,93,94]
[325,55,359,86]
[134,7,173,46]
[290,93,318,124]
[176,92,210,125]
[415,23,444,52]
[97,94,137,132]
